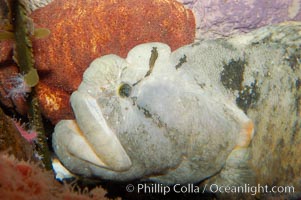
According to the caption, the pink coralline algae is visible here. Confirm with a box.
[0,152,110,200]
[178,0,301,38]
[13,120,37,143]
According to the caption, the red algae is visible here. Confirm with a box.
[0,0,195,123]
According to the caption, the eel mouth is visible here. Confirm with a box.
[53,119,132,172]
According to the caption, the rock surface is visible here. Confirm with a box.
[178,0,301,39]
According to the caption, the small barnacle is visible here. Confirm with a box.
[6,73,31,100]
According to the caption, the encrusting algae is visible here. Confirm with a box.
[0,0,51,169]
[1,0,196,124]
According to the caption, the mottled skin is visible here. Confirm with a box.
[53,23,301,195]
[0,0,195,123]
[52,42,254,184]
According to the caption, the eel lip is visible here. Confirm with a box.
[53,120,132,172]
[71,91,132,171]
[52,157,75,181]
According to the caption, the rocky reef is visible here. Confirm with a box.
[178,0,301,39]
[0,0,300,199]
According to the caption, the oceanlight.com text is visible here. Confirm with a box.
[125,183,295,196]
[207,183,294,196]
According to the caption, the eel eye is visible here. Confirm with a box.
[118,83,132,97]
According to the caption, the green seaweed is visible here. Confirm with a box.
[34,28,50,39]
[28,93,52,169]
[6,0,51,170]
[10,0,39,86]
[24,68,39,87]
